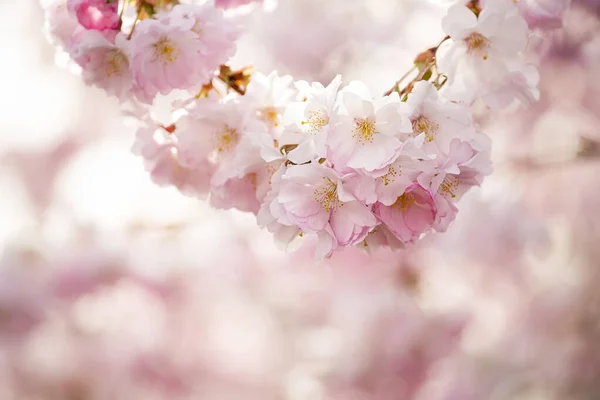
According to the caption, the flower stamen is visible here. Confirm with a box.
[105,49,128,77]
[352,117,378,144]
[465,32,490,60]
[440,175,460,198]
[301,110,329,135]
[313,177,341,212]
[215,125,239,153]
[412,115,439,142]
[153,37,179,63]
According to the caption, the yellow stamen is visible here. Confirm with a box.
[352,117,378,144]
[412,115,439,143]
[153,37,179,63]
[380,165,401,186]
[215,125,239,153]
[439,175,460,198]
[393,192,416,211]
[465,32,490,60]
[313,177,341,212]
[301,110,329,134]
[105,49,128,77]
[258,106,280,127]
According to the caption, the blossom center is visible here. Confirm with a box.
[258,106,280,127]
[439,175,459,198]
[465,32,490,60]
[246,172,258,191]
[192,22,204,36]
[313,177,341,212]
[105,49,128,77]
[393,192,416,211]
[215,125,239,153]
[153,37,179,63]
[380,165,400,186]
[352,117,378,144]
[411,115,439,143]
[301,110,329,135]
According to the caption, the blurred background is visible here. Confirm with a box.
[1,0,600,398]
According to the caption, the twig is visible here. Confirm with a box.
[127,9,142,40]
[383,35,450,97]
[384,65,418,97]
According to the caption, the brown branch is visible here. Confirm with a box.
[383,35,450,97]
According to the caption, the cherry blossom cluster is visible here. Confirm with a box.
[42,0,569,257]
[48,0,239,102]
[132,72,494,257]
[435,0,537,108]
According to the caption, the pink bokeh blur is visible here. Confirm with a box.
[1,0,600,398]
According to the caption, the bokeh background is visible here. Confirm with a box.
[1,0,600,398]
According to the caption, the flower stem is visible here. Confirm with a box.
[127,8,142,40]
[383,35,450,97]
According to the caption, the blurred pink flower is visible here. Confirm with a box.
[72,31,133,99]
[215,0,263,10]
[67,0,120,31]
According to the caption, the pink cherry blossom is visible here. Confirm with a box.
[437,0,531,105]
[478,61,541,109]
[67,0,120,31]
[327,84,412,174]
[163,4,239,71]
[374,183,438,244]
[257,166,304,250]
[279,75,342,164]
[130,19,216,102]
[210,174,262,213]
[43,0,80,48]
[175,98,267,187]
[268,163,377,252]
[419,138,491,196]
[72,31,132,99]
[406,81,477,155]
[243,70,296,137]
[133,123,214,197]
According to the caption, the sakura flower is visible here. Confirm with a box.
[374,151,434,207]
[268,163,377,254]
[243,70,296,137]
[67,0,119,31]
[164,4,239,71]
[437,0,529,86]
[43,0,80,48]
[71,31,132,99]
[374,183,438,244]
[406,81,477,155]
[257,166,304,250]
[133,123,214,197]
[209,129,285,214]
[478,61,541,109]
[413,138,492,232]
[360,225,406,251]
[210,174,262,213]
[342,135,432,207]
[327,84,412,174]
[279,75,342,164]
[130,19,215,103]
[418,138,491,199]
[175,98,268,189]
